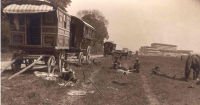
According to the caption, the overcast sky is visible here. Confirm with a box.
[67,0,200,53]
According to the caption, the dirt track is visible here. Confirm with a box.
[1,56,200,105]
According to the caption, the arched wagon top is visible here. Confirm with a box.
[71,16,95,31]
[2,0,60,14]
[3,4,54,14]
[104,41,116,44]
[104,41,117,48]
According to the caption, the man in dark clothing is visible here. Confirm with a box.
[61,68,77,83]
[133,58,140,73]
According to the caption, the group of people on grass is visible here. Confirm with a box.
[112,56,140,73]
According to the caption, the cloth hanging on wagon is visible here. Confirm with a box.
[3,4,54,14]
[13,15,20,30]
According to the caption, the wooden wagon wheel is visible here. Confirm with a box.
[58,51,66,73]
[78,52,84,65]
[47,56,56,74]
[86,46,91,64]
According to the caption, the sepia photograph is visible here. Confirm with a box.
[1,0,200,105]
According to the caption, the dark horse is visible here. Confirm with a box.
[185,54,200,81]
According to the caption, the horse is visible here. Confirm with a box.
[185,54,200,81]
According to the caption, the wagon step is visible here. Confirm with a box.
[22,55,50,59]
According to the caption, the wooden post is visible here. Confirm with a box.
[82,71,85,82]
[8,56,43,80]
[40,13,43,47]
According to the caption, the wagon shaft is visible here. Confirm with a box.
[8,56,44,80]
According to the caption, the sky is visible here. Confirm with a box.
[67,0,200,53]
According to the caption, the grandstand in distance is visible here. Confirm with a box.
[139,43,192,57]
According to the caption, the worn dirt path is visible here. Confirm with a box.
[69,56,149,105]
[140,74,161,105]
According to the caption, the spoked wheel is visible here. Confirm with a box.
[58,51,66,72]
[47,56,56,74]
[78,52,84,65]
[43,57,49,65]
[86,46,91,64]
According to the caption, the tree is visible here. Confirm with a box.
[77,9,109,43]
[49,0,71,8]
[77,10,109,53]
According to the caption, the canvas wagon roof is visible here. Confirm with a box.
[3,4,54,14]
[104,41,115,44]
[71,16,95,30]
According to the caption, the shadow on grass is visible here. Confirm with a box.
[152,72,186,82]
[2,66,48,75]
[196,81,200,85]
[112,80,129,86]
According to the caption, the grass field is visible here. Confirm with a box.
[1,55,200,105]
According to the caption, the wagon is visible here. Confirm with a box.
[112,48,129,60]
[68,16,95,64]
[103,41,116,56]
[3,1,95,78]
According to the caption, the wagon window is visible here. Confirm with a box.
[64,15,68,29]
[64,21,67,28]
[43,12,57,25]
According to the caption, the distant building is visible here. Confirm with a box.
[139,46,162,56]
[151,43,177,51]
[122,48,129,53]
[139,43,192,57]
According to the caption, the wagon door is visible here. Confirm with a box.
[70,24,76,47]
[26,14,41,45]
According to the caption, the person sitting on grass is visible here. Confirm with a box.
[61,67,77,83]
[113,57,121,69]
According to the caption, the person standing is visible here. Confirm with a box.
[113,57,121,69]
[133,58,140,73]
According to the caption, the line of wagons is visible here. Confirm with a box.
[104,41,133,59]
[3,1,96,74]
